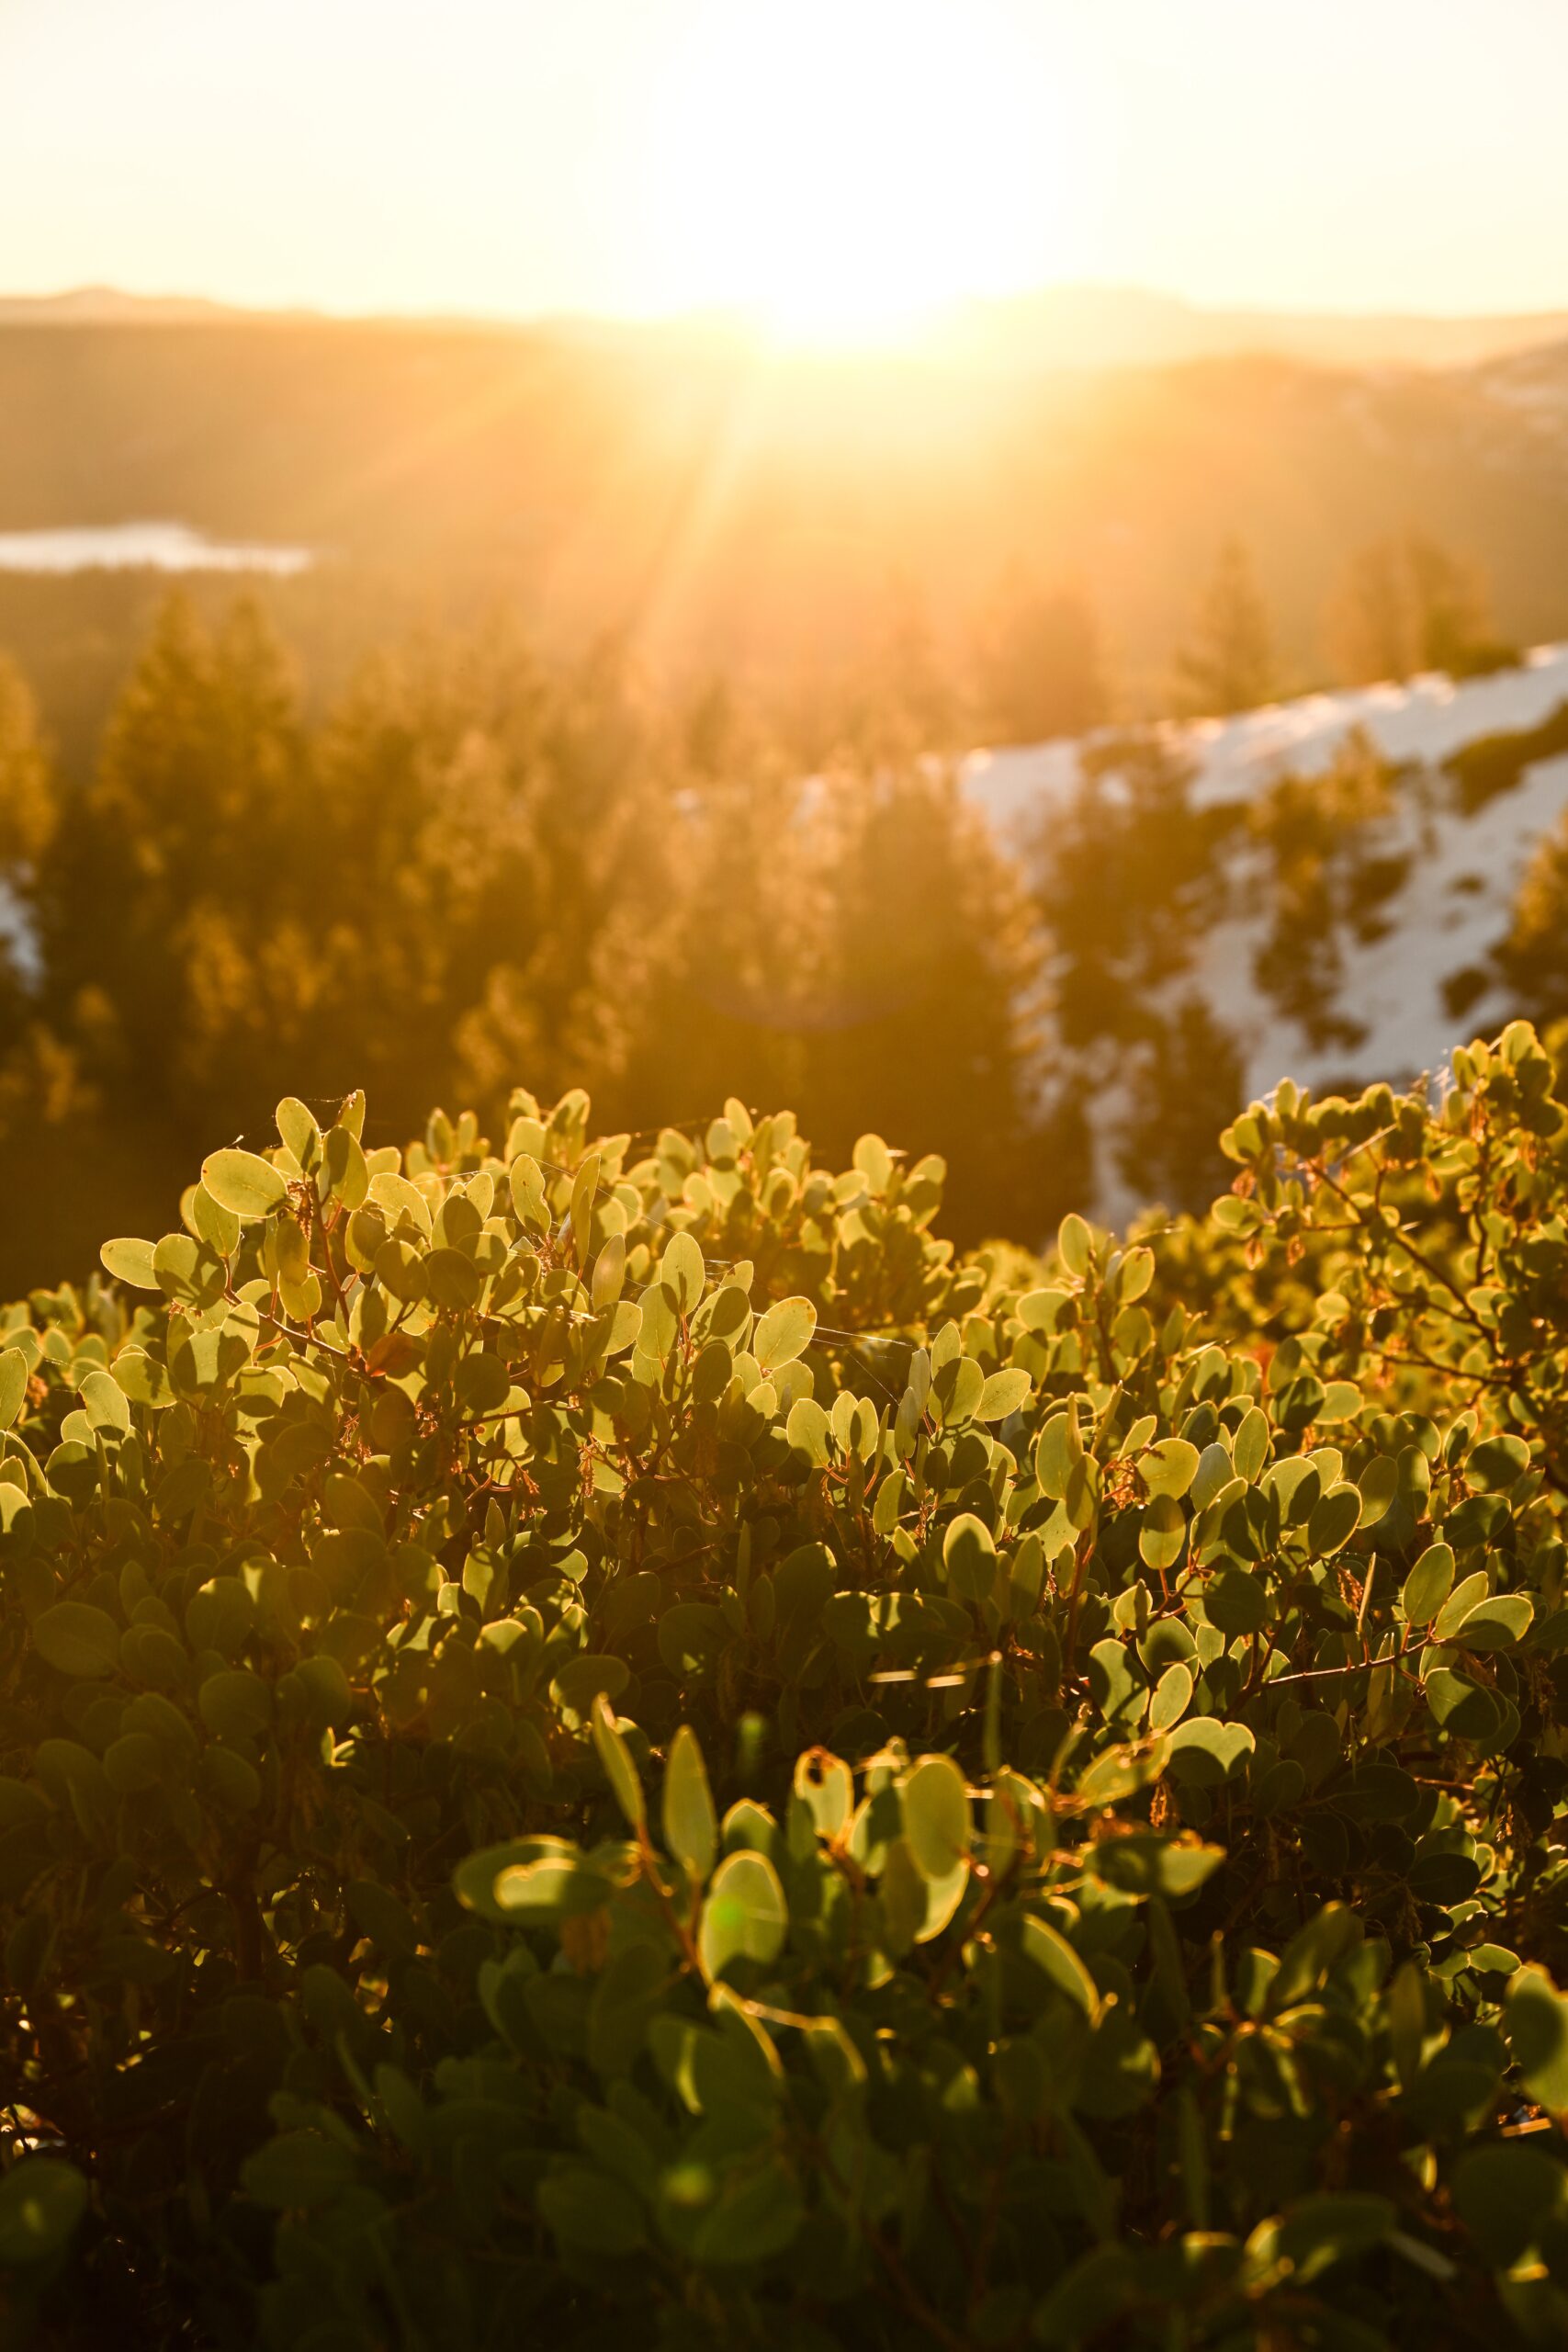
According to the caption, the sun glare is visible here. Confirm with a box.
[643,0,1077,347]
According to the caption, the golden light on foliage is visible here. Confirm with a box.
[642,0,1077,345]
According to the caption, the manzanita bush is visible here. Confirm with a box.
[5,1028,1568,2348]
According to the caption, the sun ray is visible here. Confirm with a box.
[637,0,1078,348]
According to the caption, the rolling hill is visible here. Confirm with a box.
[3,297,1568,737]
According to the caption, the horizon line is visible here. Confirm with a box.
[8,277,1568,338]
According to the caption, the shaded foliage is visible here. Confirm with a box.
[3,1027,1568,2343]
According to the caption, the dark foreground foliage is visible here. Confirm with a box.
[6,1025,1568,2347]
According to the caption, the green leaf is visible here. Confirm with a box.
[538,2165,647,2256]
[1089,1835,1224,1899]
[1205,1565,1269,1636]
[455,1838,615,1926]
[152,1232,225,1309]
[201,1148,288,1221]
[1358,1453,1400,1529]
[1014,1913,1098,2016]
[242,2132,358,2211]
[592,1695,644,1828]
[1450,1593,1534,1650]
[1401,1543,1454,1627]
[1306,1484,1361,1556]
[189,1182,241,1257]
[794,1750,853,1841]
[112,1349,175,1409]
[1268,2191,1393,2285]
[1433,1569,1491,1645]
[592,1232,626,1312]
[322,1125,367,1212]
[197,1668,272,1743]
[1168,1716,1255,1783]
[0,2157,88,2266]
[1149,1661,1193,1734]
[1141,1438,1199,1500]
[663,1725,716,1883]
[1507,1966,1568,2113]
[977,1367,1032,1422]
[1017,1286,1071,1333]
[32,1600,120,1679]
[98,1237,160,1290]
[1035,1408,1083,1500]
[275,1096,322,1169]
[1270,1904,1361,2007]
[689,2151,805,2267]
[0,1348,28,1432]
[1468,1433,1531,1492]
[79,1368,131,1436]
[698,1849,788,1982]
[345,1880,420,1961]
[1057,1213,1091,1277]
[1073,2009,1161,2120]
[943,1512,997,1603]
[569,1151,601,1267]
[1138,1492,1186,1572]
[1232,1405,1269,1483]
[454,1349,509,1414]
[901,1754,971,1882]
[880,1838,967,1951]
[1424,1667,1502,1746]
[660,1230,705,1317]
[1451,2143,1568,2267]
[423,1247,482,1311]
[754,1295,817,1373]
[785,1396,830,1465]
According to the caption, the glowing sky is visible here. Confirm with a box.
[3,0,1565,329]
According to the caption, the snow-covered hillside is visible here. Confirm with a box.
[964,643,1568,1108]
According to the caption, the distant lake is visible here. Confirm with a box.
[0,522,315,575]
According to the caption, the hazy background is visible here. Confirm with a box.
[6,0,1568,322]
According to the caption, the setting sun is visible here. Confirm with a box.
[640,0,1078,343]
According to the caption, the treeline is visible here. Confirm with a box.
[1,560,1561,1294]
[0,596,1061,1291]
[743,526,1517,756]
[0,520,1520,804]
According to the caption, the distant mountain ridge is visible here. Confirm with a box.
[6,280,1568,373]
[940,283,1568,375]
[0,286,278,327]
[6,294,1568,737]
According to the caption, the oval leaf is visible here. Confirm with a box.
[201,1148,288,1221]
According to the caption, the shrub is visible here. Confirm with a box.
[4,1033,1568,2346]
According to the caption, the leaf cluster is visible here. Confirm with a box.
[4,1036,1568,2346]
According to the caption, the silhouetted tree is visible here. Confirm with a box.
[0,653,54,878]
[1115,993,1245,1215]
[1500,808,1568,1023]
[1172,537,1273,717]
[1327,532,1516,685]
[1327,540,1413,685]
[976,563,1107,745]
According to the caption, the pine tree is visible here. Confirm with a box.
[807,760,1056,1240]
[976,561,1107,745]
[1172,537,1274,717]
[1501,809,1568,1022]
[1327,539,1414,684]
[1115,992,1244,1213]
[1328,533,1515,686]
[0,653,54,876]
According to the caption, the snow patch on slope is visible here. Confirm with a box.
[960,646,1568,1212]
[963,643,1568,840]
